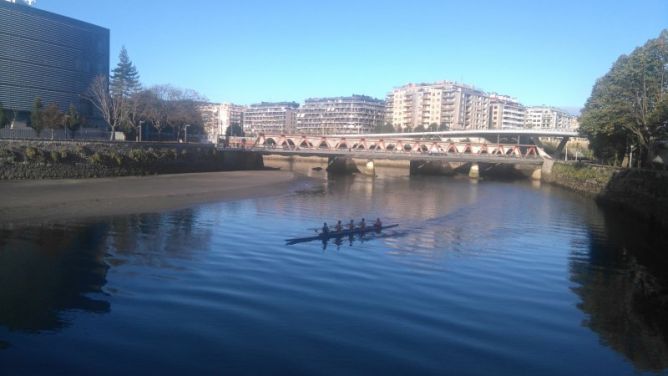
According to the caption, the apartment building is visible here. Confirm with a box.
[243,102,299,135]
[385,83,446,130]
[525,106,578,130]
[199,102,245,143]
[488,94,526,129]
[296,95,385,135]
[385,81,490,131]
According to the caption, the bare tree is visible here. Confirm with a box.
[83,75,124,140]
[142,85,205,141]
[141,86,169,140]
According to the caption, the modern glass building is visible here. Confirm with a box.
[0,1,109,127]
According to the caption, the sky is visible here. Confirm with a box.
[36,0,668,111]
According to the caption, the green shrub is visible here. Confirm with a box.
[90,152,105,165]
[50,150,61,163]
[60,149,71,161]
[24,146,43,162]
[128,149,144,163]
[75,145,92,158]
[109,151,124,166]
[0,148,16,163]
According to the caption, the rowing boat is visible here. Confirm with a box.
[285,224,399,244]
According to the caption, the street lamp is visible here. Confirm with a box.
[138,120,144,142]
[184,124,191,143]
[64,115,69,140]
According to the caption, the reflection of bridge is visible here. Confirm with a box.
[229,130,577,178]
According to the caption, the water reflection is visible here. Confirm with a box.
[104,208,213,270]
[277,159,668,372]
[293,229,406,251]
[572,198,668,372]
[0,207,212,338]
[2,162,668,373]
[0,223,111,333]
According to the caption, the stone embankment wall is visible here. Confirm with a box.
[0,140,264,180]
[544,161,668,228]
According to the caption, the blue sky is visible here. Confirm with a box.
[37,0,667,110]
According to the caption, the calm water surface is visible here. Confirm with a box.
[1,163,668,375]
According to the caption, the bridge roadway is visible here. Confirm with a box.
[248,146,545,165]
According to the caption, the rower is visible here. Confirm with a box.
[335,220,343,233]
[359,218,366,231]
[374,218,382,230]
[348,219,355,231]
[322,222,329,235]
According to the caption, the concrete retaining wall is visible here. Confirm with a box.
[544,161,668,228]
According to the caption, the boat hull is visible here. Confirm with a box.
[286,224,398,244]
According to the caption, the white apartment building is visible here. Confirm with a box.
[525,106,578,130]
[243,102,299,135]
[488,94,526,129]
[296,95,385,135]
[386,81,490,131]
[198,103,245,143]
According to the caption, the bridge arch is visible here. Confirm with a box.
[336,142,349,150]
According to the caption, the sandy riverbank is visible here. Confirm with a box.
[0,170,307,226]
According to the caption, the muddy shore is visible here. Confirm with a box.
[0,170,306,226]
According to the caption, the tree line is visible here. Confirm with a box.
[84,47,205,141]
[579,29,668,167]
[1,47,205,141]
[1,99,82,138]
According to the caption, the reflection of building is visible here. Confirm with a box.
[0,1,109,127]
[199,102,245,143]
[0,223,110,332]
[488,94,526,129]
[385,81,490,131]
[525,106,578,130]
[296,95,385,135]
[244,102,298,135]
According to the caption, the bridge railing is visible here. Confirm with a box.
[248,143,543,159]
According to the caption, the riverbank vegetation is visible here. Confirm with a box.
[579,30,668,167]
[0,141,243,179]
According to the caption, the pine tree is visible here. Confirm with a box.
[31,97,44,136]
[110,47,141,135]
[110,46,141,99]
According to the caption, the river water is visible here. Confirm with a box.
[1,161,668,375]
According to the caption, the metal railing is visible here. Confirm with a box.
[0,127,112,141]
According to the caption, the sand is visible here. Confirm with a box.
[0,171,306,226]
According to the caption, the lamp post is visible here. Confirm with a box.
[184,124,191,143]
[64,115,69,140]
[138,120,144,142]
